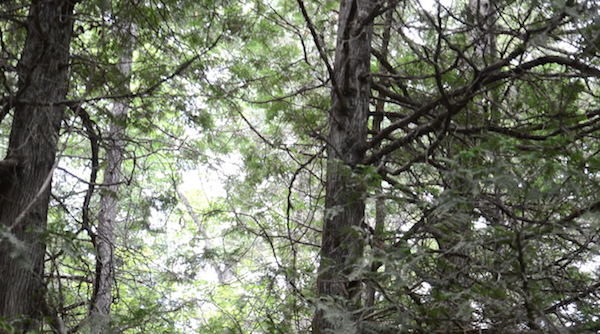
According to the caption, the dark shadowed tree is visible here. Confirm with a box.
[0,0,76,332]
[310,0,376,332]
[298,0,600,333]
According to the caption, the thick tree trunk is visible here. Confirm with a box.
[0,0,75,331]
[313,0,376,333]
[90,24,135,334]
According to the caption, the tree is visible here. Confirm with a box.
[3,0,600,333]
[89,21,135,334]
[307,0,377,332]
[1,0,239,332]
[0,1,76,331]
[299,0,600,333]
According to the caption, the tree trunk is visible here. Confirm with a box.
[365,7,392,311]
[0,0,75,331]
[313,0,376,333]
[90,24,135,334]
[469,0,497,64]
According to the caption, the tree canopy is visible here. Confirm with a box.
[1,0,600,333]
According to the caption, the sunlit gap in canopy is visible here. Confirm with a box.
[400,0,454,47]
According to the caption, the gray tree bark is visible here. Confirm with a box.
[0,0,75,332]
[469,0,497,63]
[313,0,376,333]
[365,7,393,311]
[90,23,135,334]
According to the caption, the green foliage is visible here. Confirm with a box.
[2,0,600,332]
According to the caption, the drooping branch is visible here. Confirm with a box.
[296,0,345,111]
[74,105,100,243]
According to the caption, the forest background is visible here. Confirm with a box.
[1,0,600,333]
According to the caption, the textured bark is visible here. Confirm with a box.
[469,0,497,63]
[90,24,135,334]
[313,0,376,333]
[0,0,75,331]
[365,7,392,311]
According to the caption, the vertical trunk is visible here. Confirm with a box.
[365,8,393,310]
[0,0,75,331]
[469,0,499,124]
[90,24,134,334]
[313,0,376,333]
[469,0,497,64]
